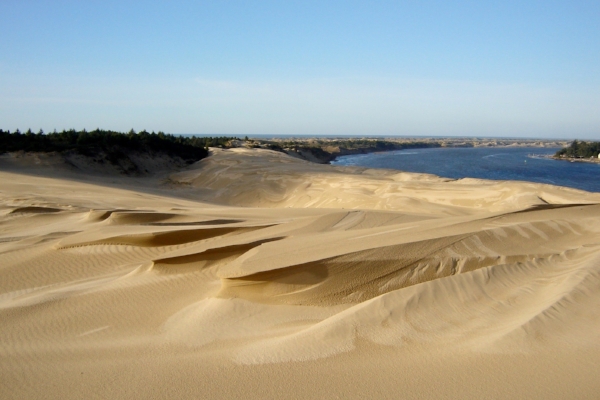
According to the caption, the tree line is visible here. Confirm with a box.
[555,140,600,159]
[0,129,239,163]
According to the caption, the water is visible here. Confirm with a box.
[332,147,600,192]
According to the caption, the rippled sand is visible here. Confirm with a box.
[2,148,600,399]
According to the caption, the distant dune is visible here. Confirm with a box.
[1,147,600,399]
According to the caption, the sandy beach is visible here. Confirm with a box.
[2,147,600,399]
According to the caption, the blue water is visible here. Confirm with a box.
[332,147,600,193]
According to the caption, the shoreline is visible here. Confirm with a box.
[246,138,570,164]
[552,156,600,164]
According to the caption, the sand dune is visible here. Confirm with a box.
[1,148,600,399]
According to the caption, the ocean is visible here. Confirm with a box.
[331,146,600,193]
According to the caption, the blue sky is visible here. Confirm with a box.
[1,1,599,138]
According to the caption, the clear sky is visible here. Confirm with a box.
[1,1,599,138]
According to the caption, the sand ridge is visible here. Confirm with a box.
[1,147,600,399]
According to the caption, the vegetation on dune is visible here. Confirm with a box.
[0,128,240,163]
[249,138,443,163]
[555,140,600,159]
[271,138,441,151]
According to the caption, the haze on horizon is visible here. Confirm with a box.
[1,1,599,139]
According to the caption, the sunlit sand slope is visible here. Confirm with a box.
[1,148,600,399]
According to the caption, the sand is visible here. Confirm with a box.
[1,147,600,399]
